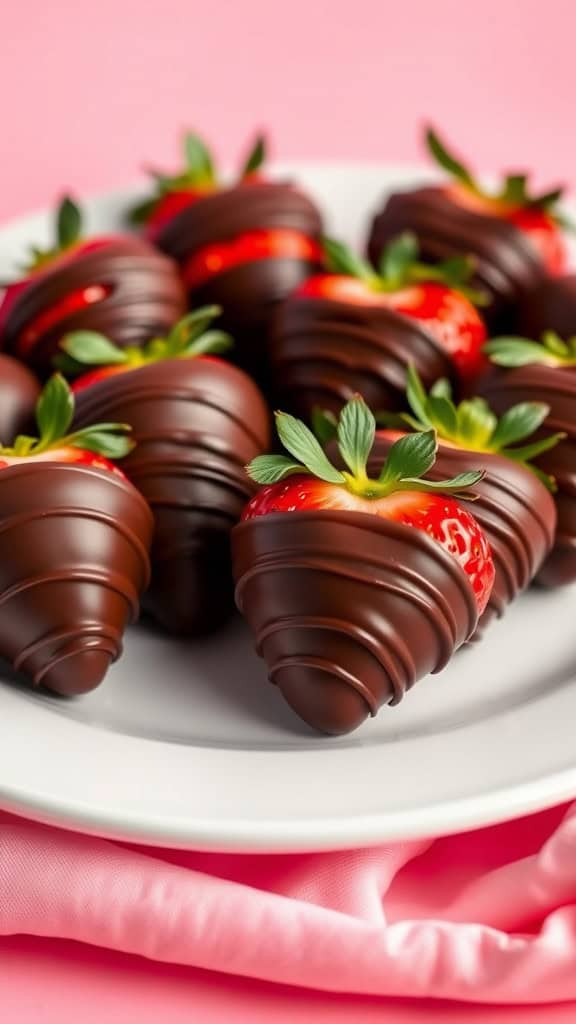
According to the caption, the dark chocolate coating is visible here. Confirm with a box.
[232,510,478,735]
[73,358,270,635]
[368,435,556,638]
[0,462,152,695]
[271,293,456,419]
[2,238,186,376]
[367,188,544,327]
[154,183,323,385]
[479,365,576,587]
[0,353,41,444]
[516,273,576,339]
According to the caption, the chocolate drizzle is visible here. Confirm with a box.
[0,354,41,444]
[0,463,152,695]
[271,293,456,419]
[516,273,576,338]
[2,239,186,376]
[369,435,557,637]
[232,510,478,735]
[367,188,544,326]
[73,357,270,635]
[479,365,576,587]
[154,183,323,385]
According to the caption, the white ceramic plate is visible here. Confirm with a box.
[0,164,575,853]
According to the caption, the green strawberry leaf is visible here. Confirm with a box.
[541,331,570,357]
[427,395,459,438]
[311,407,338,446]
[322,237,375,283]
[406,364,434,428]
[36,374,74,448]
[184,329,233,357]
[65,424,134,459]
[425,126,477,191]
[455,398,497,448]
[337,395,375,478]
[490,402,550,449]
[128,197,160,225]
[275,411,346,484]
[430,377,453,400]
[240,134,267,178]
[502,432,566,464]
[378,429,437,485]
[530,186,564,209]
[166,306,223,352]
[400,469,484,498]
[378,232,419,285]
[61,332,129,367]
[57,196,82,251]
[483,337,562,367]
[184,132,215,183]
[500,173,528,205]
[246,454,305,484]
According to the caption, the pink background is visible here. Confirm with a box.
[1,0,573,222]
[1,2,575,1021]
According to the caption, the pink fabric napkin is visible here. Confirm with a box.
[1,802,576,1007]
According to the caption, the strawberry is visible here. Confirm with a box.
[129,132,267,235]
[0,374,152,697]
[233,396,493,735]
[56,306,232,392]
[68,315,271,636]
[299,233,488,383]
[372,366,560,634]
[0,196,186,376]
[244,397,494,614]
[480,333,576,587]
[0,373,132,476]
[425,128,568,274]
[127,130,322,388]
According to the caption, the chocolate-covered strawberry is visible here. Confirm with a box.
[480,332,576,587]
[271,232,487,419]
[0,353,41,444]
[233,397,494,735]
[368,127,568,327]
[66,309,271,635]
[372,367,560,636]
[0,374,152,695]
[0,196,186,377]
[129,131,323,385]
[515,273,576,340]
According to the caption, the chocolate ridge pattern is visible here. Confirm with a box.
[232,510,477,735]
[271,293,456,418]
[0,462,152,694]
[367,188,544,326]
[369,436,556,637]
[479,365,576,587]
[1,238,186,376]
[73,357,271,635]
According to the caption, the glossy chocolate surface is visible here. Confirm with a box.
[480,364,576,587]
[232,510,478,735]
[369,435,556,637]
[74,357,271,635]
[271,293,456,418]
[0,353,41,444]
[2,238,186,376]
[155,182,323,385]
[367,187,544,327]
[0,463,152,695]
[516,273,576,339]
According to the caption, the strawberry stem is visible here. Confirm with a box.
[0,374,133,460]
[58,307,233,376]
[247,395,485,500]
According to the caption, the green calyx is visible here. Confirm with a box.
[484,331,576,369]
[426,125,566,219]
[247,395,484,501]
[56,306,233,375]
[129,131,268,225]
[323,233,486,305]
[24,196,83,273]
[0,374,132,460]
[377,365,564,491]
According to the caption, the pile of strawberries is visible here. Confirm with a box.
[0,125,573,735]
